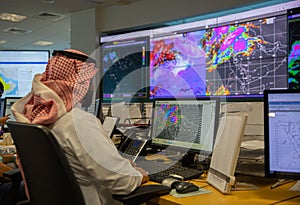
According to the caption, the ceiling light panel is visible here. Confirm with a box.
[3,27,32,34]
[0,13,27,22]
[32,12,64,22]
[33,41,54,46]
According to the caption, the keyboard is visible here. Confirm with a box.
[135,160,204,183]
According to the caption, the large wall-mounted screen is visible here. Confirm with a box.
[0,50,49,98]
[203,15,287,97]
[288,7,300,89]
[100,1,300,102]
[100,36,149,103]
[150,15,287,98]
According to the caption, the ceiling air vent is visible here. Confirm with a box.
[33,12,64,21]
[3,27,32,34]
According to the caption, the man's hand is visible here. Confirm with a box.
[135,166,149,184]
[0,114,10,125]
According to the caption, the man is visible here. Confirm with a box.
[0,81,25,205]
[11,49,149,205]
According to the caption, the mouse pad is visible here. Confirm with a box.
[170,188,212,198]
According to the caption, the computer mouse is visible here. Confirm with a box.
[174,181,199,194]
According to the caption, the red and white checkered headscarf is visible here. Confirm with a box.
[23,49,98,125]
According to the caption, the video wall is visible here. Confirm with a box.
[100,1,300,102]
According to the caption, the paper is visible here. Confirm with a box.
[290,180,300,191]
[103,116,119,137]
[111,102,142,124]
[241,140,264,150]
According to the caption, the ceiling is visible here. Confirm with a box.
[0,0,140,52]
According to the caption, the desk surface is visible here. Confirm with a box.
[153,175,300,205]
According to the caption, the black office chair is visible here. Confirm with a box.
[6,121,170,205]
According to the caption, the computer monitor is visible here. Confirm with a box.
[100,36,150,103]
[149,32,207,99]
[150,13,288,99]
[264,89,300,180]
[288,7,300,90]
[0,50,49,98]
[150,98,219,159]
[2,97,21,129]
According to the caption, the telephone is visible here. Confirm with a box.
[118,128,149,162]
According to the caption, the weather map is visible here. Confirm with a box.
[101,38,149,101]
[0,69,18,96]
[152,103,202,143]
[288,9,300,89]
[288,40,300,89]
[0,51,49,98]
[150,33,207,98]
[204,15,287,96]
[150,14,288,98]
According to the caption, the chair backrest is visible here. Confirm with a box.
[7,121,85,205]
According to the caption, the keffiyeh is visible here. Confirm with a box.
[23,49,97,124]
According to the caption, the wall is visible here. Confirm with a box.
[95,0,275,32]
[70,8,97,55]
[71,0,283,53]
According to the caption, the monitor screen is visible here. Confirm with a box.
[149,32,206,98]
[264,89,300,180]
[150,98,219,157]
[100,36,149,103]
[288,7,300,89]
[150,14,288,99]
[0,50,49,98]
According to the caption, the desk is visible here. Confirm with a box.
[154,175,300,205]
[0,139,16,164]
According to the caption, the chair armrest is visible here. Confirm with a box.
[3,168,23,183]
[112,184,170,205]
[2,169,24,205]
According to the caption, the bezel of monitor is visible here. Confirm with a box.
[149,97,220,157]
[264,89,300,180]
[0,98,5,118]
[2,96,22,130]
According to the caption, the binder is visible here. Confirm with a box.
[207,112,248,194]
